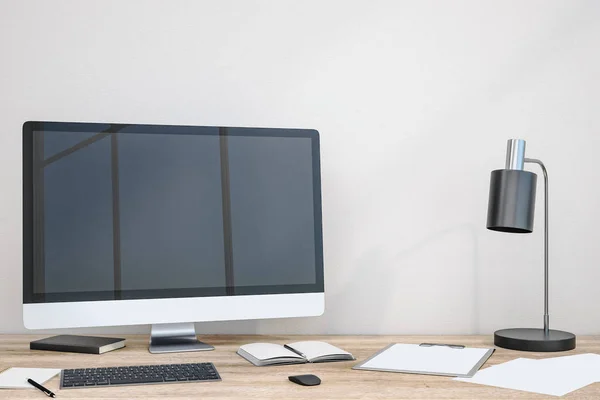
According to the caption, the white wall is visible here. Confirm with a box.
[1,0,599,336]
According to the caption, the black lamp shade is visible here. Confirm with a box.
[487,169,537,233]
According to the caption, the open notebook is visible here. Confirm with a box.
[237,341,355,366]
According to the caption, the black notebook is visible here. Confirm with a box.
[30,335,125,354]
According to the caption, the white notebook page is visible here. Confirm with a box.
[0,367,60,389]
[238,343,302,360]
[287,341,351,361]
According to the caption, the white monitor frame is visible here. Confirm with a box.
[22,122,325,352]
[23,293,324,330]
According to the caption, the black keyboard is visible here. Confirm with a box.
[60,362,221,389]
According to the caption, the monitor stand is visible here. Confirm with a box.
[148,323,214,354]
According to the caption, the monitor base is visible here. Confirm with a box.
[149,322,214,354]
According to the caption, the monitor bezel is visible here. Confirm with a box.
[23,121,324,305]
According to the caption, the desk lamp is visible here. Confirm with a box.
[486,139,575,352]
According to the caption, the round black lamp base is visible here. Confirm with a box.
[494,328,576,352]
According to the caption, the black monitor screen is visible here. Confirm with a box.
[23,122,323,303]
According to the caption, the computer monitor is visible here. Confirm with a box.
[22,121,324,353]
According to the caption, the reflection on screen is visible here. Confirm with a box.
[33,128,317,297]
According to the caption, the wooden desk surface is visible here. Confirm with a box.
[1,335,599,399]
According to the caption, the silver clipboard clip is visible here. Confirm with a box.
[419,343,465,349]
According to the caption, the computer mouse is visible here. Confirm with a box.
[288,374,321,386]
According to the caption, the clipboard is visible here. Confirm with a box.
[353,343,495,378]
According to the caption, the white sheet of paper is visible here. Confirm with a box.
[455,356,599,397]
[0,368,61,389]
[359,344,491,376]
[534,353,600,380]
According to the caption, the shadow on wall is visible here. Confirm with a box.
[323,223,480,334]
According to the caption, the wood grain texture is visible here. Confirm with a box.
[1,335,600,399]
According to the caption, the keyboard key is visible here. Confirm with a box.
[109,379,139,385]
